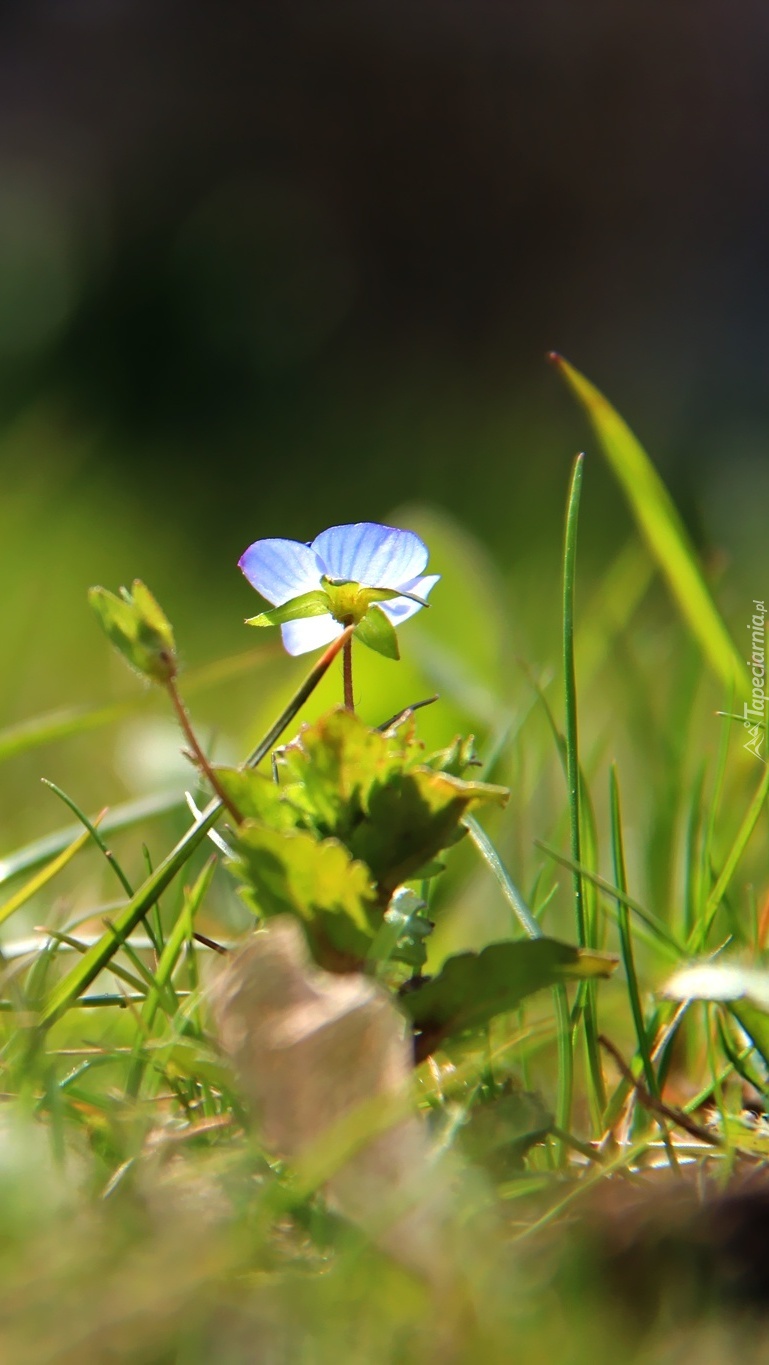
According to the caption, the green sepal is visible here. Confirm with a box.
[88,580,177,684]
[354,604,400,660]
[245,589,331,629]
[320,578,429,611]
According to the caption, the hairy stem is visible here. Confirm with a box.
[343,635,354,711]
[165,677,244,824]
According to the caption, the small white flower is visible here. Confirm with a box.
[238,522,440,656]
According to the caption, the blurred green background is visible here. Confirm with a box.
[0,16,768,1357]
[0,0,765,855]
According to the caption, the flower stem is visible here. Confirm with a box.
[39,625,356,1029]
[343,635,354,711]
[165,677,244,824]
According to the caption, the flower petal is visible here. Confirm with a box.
[377,574,441,626]
[238,538,322,606]
[280,615,344,656]
[312,523,429,589]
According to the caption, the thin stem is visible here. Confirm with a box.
[39,625,355,1029]
[563,454,606,1127]
[343,635,354,711]
[563,452,586,945]
[165,677,244,824]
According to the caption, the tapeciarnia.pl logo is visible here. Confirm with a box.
[743,599,766,762]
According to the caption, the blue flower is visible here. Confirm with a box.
[239,522,440,656]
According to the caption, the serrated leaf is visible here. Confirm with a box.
[245,589,331,628]
[424,734,482,778]
[280,708,424,836]
[367,887,432,971]
[402,938,618,1056]
[213,766,302,832]
[88,580,176,683]
[349,769,508,897]
[354,605,400,660]
[232,822,378,965]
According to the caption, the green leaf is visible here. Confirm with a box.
[354,605,400,659]
[39,627,355,1027]
[403,938,618,1057]
[349,769,508,898]
[551,353,746,695]
[245,589,331,628]
[276,709,507,899]
[366,887,431,971]
[459,1084,553,1175]
[279,708,423,837]
[88,580,177,684]
[424,734,482,779]
[212,766,302,832]
[232,823,378,965]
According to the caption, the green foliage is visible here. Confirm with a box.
[232,824,378,964]
[353,603,400,659]
[0,370,766,1362]
[458,1082,553,1176]
[367,887,432,971]
[403,938,617,1056]
[245,588,332,628]
[552,352,746,694]
[88,579,177,684]
[245,578,418,659]
[217,707,508,965]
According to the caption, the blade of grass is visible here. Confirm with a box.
[562,453,605,1122]
[35,928,148,996]
[609,766,680,1167]
[688,758,769,952]
[463,814,541,940]
[41,779,135,898]
[0,992,190,1011]
[550,352,745,695]
[609,765,659,1098]
[126,856,216,1099]
[697,689,734,926]
[38,626,355,1028]
[682,766,706,941]
[462,809,574,1163]
[0,790,185,893]
[0,822,102,931]
[141,845,163,961]
[99,918,177,1011]
[536,839,685,958]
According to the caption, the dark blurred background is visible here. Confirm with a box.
[0,0,765,941]
[0,0,767,557]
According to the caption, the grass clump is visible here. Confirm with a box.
[0,362,766,1363]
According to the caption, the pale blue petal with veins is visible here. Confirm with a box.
[238,522,439,655]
